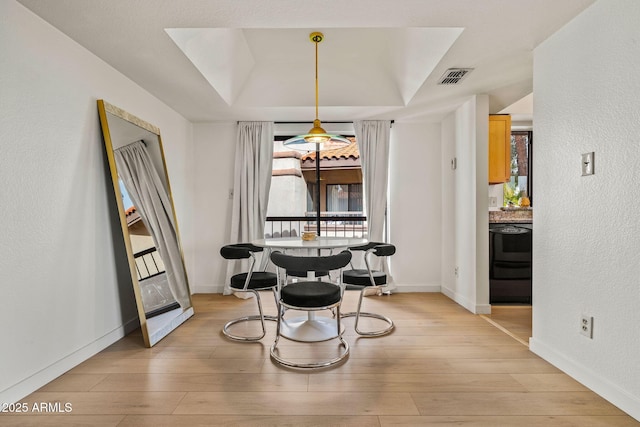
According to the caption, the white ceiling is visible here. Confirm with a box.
[17,0,595,123]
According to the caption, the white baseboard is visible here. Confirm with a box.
[530,338,640,422]
[392,283,441,293]
[474,304,491,314]
[440,285,490,314]
[191,283,441,295]
[192,284,225,294]
[0,316,139,404]
[441,285,474,312]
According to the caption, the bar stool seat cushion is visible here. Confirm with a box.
[230,272,277,290]
[343,269,387,287]
[281,281,341,308]
[287,270,329,278]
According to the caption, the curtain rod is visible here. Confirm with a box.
[235,120,394,125]
[274,120,394,124]
[275,121,351,124]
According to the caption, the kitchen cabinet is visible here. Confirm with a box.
[488,114,511,184]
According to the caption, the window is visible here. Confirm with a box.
[326,183,363,212]
[269,137,363,217]
[504,131,533,206]
[306,182,317,213]
[265,135,366,237]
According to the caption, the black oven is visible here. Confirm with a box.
[489,223,532,303]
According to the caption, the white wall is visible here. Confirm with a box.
[440,96,490,314]
[0,1,193,403]
[530,0,640,419]
[389,122,441,290]
[440,114,457,295]
[474,98,490,310]
[190,122,237,293]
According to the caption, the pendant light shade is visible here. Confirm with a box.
[284,32,351,151]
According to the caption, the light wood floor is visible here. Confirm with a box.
[3,292,638,426]
[481,305,533,346]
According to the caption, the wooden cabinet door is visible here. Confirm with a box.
[488,115,511,184]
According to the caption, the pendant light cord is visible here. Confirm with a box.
[314,34,320,121]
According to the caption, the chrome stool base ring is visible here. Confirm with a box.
[222,314,278,341]
[270,338,349,369]
[341,311,394,337]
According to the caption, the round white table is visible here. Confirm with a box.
[252,236,368,342]
[253,236,368,251]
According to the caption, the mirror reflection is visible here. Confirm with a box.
[98,100,193,347]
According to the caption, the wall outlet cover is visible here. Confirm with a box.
[580,314,593,338]
[582,152,594,176]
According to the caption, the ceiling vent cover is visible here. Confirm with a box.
[438,68,474,85]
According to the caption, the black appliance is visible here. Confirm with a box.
[489,223,532,303]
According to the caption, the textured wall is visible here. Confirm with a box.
[191,122,237,293]
[531,0,640,419]
[0,1,193,402]
[389,122,442,289]
[440,96,490,313]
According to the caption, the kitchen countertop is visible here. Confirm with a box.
[489,209,533,223]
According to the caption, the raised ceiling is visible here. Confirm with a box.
[17,0,595,123]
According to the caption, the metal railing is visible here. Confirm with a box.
[265,213,367,238]
[133,247,166,280]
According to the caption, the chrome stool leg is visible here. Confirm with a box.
[342,286,394,337]
[223,289,278,342]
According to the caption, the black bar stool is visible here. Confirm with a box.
[220,243,278,341]
[342,242,396,337]
[269,250,352,369]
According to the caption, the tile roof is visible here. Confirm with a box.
[125,206,141,227]
[301,139,359,161]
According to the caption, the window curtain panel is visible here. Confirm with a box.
[224,122,274,295]
[114,140,191,309]
[354,120,394,285]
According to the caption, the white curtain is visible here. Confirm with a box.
[354,120,393,283]
[114,140,190,309]
[224,122,274,295]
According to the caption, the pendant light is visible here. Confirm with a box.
[283,32,351,151]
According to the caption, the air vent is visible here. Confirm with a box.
[437,68,474,85]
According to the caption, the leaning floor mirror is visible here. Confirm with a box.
[98,100,194,347]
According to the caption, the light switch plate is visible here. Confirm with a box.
[582,152,594,176]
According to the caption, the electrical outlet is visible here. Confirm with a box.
[580,314,593,338]
[228,189,234,200]
[454,267,459,278]
[489,196,498,207]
